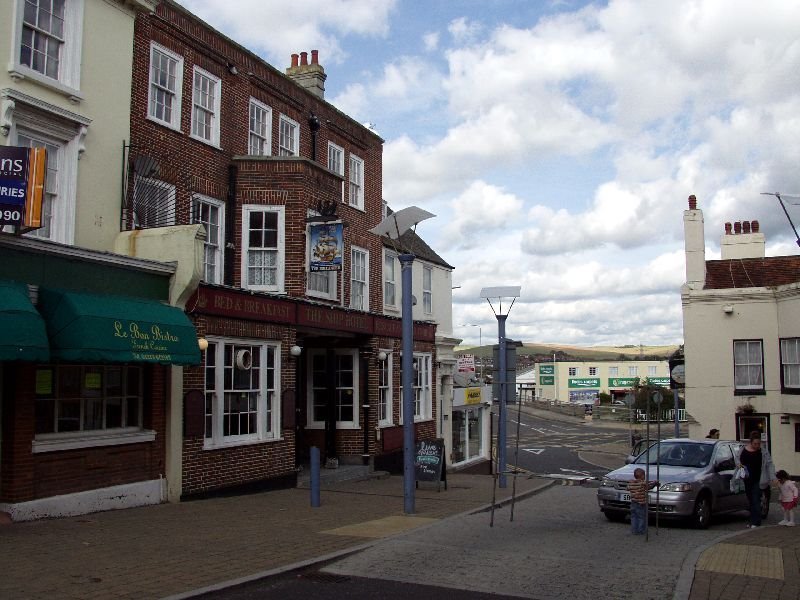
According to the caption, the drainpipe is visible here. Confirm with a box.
[225,164,237,286]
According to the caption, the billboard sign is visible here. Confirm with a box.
[457,354,475,372]
[568,378,600,388]
[539,364,554,375]
[539,375,554,385]
[309,223,343,271]
[0,146,45,229]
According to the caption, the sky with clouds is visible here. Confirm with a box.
[178,0,800,347]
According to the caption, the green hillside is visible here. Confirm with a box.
[456,342,680,361]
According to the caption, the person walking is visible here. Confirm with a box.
[737,431,776,528]
[776,469,798,526]
[628,468,657,535]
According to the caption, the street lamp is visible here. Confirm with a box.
[480,285,521,489]
[370,206,435,515]
[460,324,483,382]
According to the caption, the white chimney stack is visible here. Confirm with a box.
[720,219,765,259]
[684,194,706,289]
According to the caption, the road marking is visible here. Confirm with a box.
[559,467,591,476]
[523,448,545,455]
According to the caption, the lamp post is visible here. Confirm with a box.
[480,286,521,489]
[369,206,435,515]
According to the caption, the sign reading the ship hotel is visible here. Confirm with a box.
[0,146,46,229]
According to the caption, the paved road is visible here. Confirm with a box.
[503,410,629,477]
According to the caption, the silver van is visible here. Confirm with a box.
[597,439,770,528]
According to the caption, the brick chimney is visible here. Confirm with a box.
[721,218,765,259]
[684,195,706,289]
[286,49,326,99]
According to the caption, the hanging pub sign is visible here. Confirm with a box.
[309,223,343,271]
[0,146,46,230]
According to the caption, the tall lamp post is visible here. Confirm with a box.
[480,286,521,489]
[369,206,435,515]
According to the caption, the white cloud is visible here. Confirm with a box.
[441,181,524,249]
[448,17,482,44]
[423,32,439,52]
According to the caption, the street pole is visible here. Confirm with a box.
[645,395,650,542]
[497,314,508,488]
[673,389,680,438]
[400,253,415,514]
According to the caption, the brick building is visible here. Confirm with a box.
[122,1,438,498]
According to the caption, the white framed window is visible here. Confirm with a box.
[131,176,176,229]
[348,154,364,210]
[378,352,393,427]
[10,0,84,98]
[242,205,284,292]
[350,246,369,311]
[328,142,344,200]
[192,195,224,284]
[306,349,359,429]
[148,42,183,130]
[401,353,432,421]
[734,340,764,391]
[248,98,271,155]
[568,367,578,377]
[384,252,396,308]
[203,339,280,448]
[278,114,299,156]
[191,66,221,146]
[648,365,658,376]
[588,367,597,376]
[781,338,800,390]
[609,366,619,376]
[628,366,638,376]
[422,265,432,314]
[12,98,85,245]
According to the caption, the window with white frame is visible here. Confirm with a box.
[422,265,432,314]
[781,338,800,390]
[148,42,183,129]
[734,340,764,391]
[378,352,393,426]
[35,364,143,435]
[648,365,658,376]
[628,366,638,376]
[351,246,369,311]
[242,205,284,292]
[203,339,280,447]
[191,67,221,145]
[588,367,597,376]
[278,114,299,156]
[349,155,364,209]
[12,0,84,95]
[384,252,396,307]
[568,367,578,376]
[328,142,344,200]
[131,176,176,229]
[409,354,432,420]
[192,195,224,284]
[609,366,619,376]
[248,98,271,155]
[307,350,359,428]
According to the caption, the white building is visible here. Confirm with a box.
[534,360,671,404]
[681,194,800,475]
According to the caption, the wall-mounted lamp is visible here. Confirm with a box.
[198,337,209,351]
[290,345,302,357]
[227,62,238,75]
[722,304,734,314]
[377,351,388,362]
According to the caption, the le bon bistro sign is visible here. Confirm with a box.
[0,146,46,230]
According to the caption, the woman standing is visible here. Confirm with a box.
[738,431,776,528]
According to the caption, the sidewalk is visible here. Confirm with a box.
[0,472,550,599]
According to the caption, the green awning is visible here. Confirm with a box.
[0,280,49,361]
[37,288,200,365]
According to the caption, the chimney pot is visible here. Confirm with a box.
[742,221,751,234]
[725,222,732,234]
[734,221,742,234]
[291,53,299,68]
[300,51,308,66]
[688,194,697,210]
[752,220,760,233]
[311,50,319,65]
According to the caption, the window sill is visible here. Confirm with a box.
[348,202,365,212]
[32,429,156,453]
[146,115,183,133]
[781,388,800,395]
[203,436,282,451]
[378,421,394,428]
[307,290,337,301]
[734,389,766,396]
[8,65,83,103]
[305,423,360,430]
[189,133,222,150]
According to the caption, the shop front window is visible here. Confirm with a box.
[451,407,482,465]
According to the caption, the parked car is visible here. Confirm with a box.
[597,439,770,529]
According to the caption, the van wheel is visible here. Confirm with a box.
[604,510,626,522]
[692,495,711,529]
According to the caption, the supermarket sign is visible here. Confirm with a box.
[539,364,554,375]
[568,378,600,388]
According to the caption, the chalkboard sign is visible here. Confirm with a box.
[415,438,447,490]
